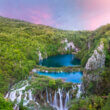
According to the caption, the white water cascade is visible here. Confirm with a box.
[5,80,39,109]
[46,88,70,110]
[46,88,49,103]
[5,80,81,110]
[5,81,29,103]
[76,84,82,98]
[38,51,43,61]
[65,91,69,109]
[58,88,63,110]
[53,91,58,109]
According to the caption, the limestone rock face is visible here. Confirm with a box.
[85,41,105,70]
[38,51,43,61]
[62,38,79,52]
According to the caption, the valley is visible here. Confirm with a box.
[0,16,110,110]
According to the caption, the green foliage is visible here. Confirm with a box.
[55,79,63,87]
[102,95,110,110]
[62,82,73,90]
[0,93,13,110]
[19,99,29,110]
[49,80,56,89]
[31,76,49,92]
[69,96,105,110]
[70,95,110,110]
[0,17,110,109]
[0,17,91,94]
[0,17,77,94]
[78,24,110,67]
[29,74,74,95]
[100,69,110,95]
[83,68,110,96]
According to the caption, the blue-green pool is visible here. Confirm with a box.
[39,54,80,67]
[38,54,82,83]
[37,71,83,83]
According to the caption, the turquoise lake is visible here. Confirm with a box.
[39,54,80,67]
[37,71,83,83]
[38,54,82,83]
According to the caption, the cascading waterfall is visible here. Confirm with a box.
[49,93,52,104]
[65,91,69,109]
[58,88,63,110]
[5,80,81,110]
[5,81,39,109]
[46,88,70,110]
[41,91,43,99]
[46,88,49,103]
[76,84,81,98]
[28,89,33,100]
[53,91,58,109]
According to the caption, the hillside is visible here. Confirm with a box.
[0,17,90,94]
[0,17,110,110]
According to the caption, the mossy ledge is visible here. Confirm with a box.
[33,65,83,73]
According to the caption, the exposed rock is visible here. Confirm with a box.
[32,69,37,73]
[61,38,79,52]
[83,72,101,81]
[87,41,91,49]
[38,51,43,61]
[85,41,105,70]
[82,71,102,95]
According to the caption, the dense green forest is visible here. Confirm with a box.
[0,16,90,94]
[0,93,13,110]
[0,17,110,110]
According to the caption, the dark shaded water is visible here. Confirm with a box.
[39,54,80,67]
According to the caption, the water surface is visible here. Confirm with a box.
[37,71,83,83]
[39,54,80,67]
[38,54,82,83]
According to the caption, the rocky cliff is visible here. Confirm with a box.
[61,38,79,52]
[85,41,105,70]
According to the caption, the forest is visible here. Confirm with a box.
[0,16,110,110]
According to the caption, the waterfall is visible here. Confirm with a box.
[53,91,57,107]
[5,81,39,108]
[72,85,76,90]
[49,93,52,104]
[17,91,23,103]
[41,91,43,99]
[76,84,81,98]
[5,79,81,110]
[23,92,29,106]
[28,90,33,100]
[46,88,49,103]
[13,104,19,110]
[58,88,63,110]
[9,90,16,102]
[38,51,43,61]
[64,91,69,109]
[46,88,71,110]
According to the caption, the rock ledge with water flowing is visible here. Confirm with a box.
[5,74,81,110]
